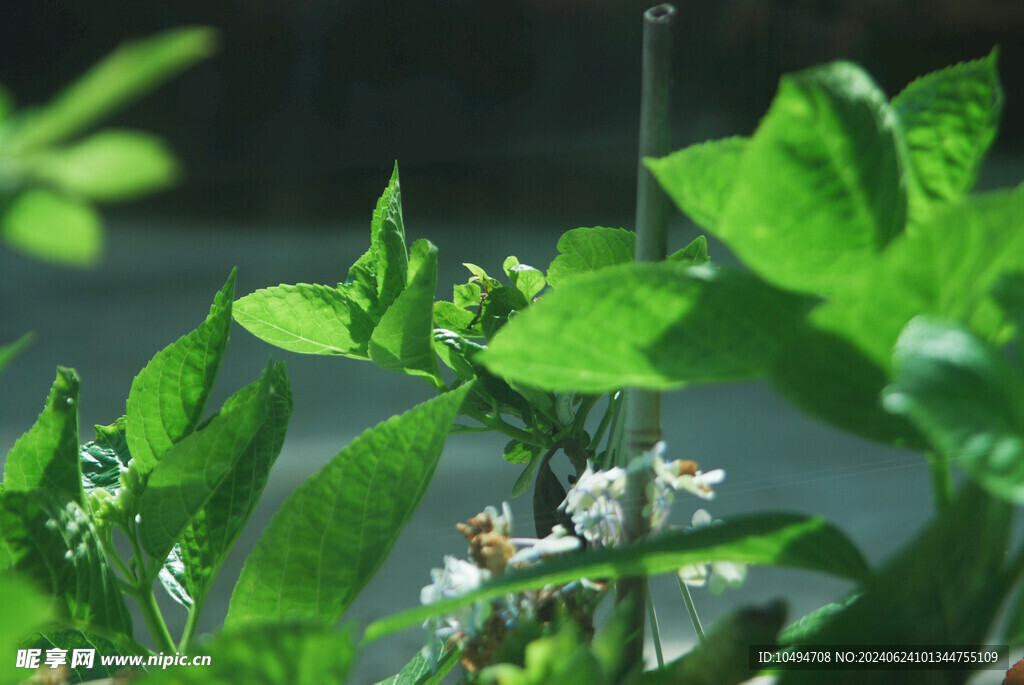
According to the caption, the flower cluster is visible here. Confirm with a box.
[419,503,582,670]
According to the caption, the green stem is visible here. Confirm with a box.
[646,578,665,668]
[675,574,706,645]
[179,598,204,653]
[571,394,600,435]
[135,584,176,654]
[462,406,552,448]
[589,394,616,454]
[603,392,626,469]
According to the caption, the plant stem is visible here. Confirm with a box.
[617,2,676,669]
[179,599,204,653]
[675,574,707,645]
[571,394,600,435]
[646,579,665,668]
[136,584,177,654]
[462,405,551,448]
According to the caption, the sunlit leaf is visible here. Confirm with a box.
[1,189,102,266]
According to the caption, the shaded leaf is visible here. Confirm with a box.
[126,270,235,474]
[364,512,868,641]
[884,317,1024,503]
[482,263,814,393]
[1,189,102,266]
[369,239,443,386]
[778,484,1013,685]
[226,384,471,627]
[375,644,460,685]
[4,367,83,506]
[174,361,292,608]
[137,361,277,562]
[712,63,906,295]
[80,417,131,495]
[27,630,129,682]
[0,491,132,637]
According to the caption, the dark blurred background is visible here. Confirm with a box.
[2,0,1022,225]
[2,3,1023,680]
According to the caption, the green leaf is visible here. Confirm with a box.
[7,27,217,151]
[432,329,481,382]
[174,361,292,608]
[545,227,634,287]
[137,361,277,562]
[646,137,747,231]
[893,49,1002,212]
[711,62,906,295]
[27,630,129,682]
[4,367,83,506]
[234,283,374,357]
[141,622,354,685]
[0,491,133,637]
[482,263,814,393]
[480,286,529,340]
[375,644,460,685]
[993,271,1024,337]
[884,317,1024,503]
[126,270,235,474]
[369,162,409,317]
[226,384,471,627]
[769,327,920,446]
[369,239,443,386]
[80,417,131,495]
[433,301,480,338]
[639,602,786,685]
[364,512,868,641]
[504,256,546,300]
[776,594,860,644]
[511,448,544,498]
[18,129,179,202]
[1,189,102,266]
[668,235,709,265]
[0,575,52,685]
[0,332,33,375]
[778,484,1013,685]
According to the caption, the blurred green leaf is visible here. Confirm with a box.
[776,594,861,645]
[778,484,1013,685]
[646,137,747,231]
[1,189,103,265]
[0,575,52,685]
[19,129,179,202]
[3,367,83,506]
[226,384,470,627]
[142,622,354,685]
[7,27,217,152]
[696,63,906,295]
[639,602,786,685]
[482,263,814,393]
[375,644,459,685]
[893,49,1002,216]
[0,332,33,376]
[126,270,235,474]
[364,512,868,641]
[884,317,1024,503]
[545,227,634,287]
[27,630,129,682]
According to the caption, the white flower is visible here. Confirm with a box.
[421,555,488,606]
[560,465,628,547]
[508,524,581,566]
[647,441,725,500]
[677,509,747,594]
